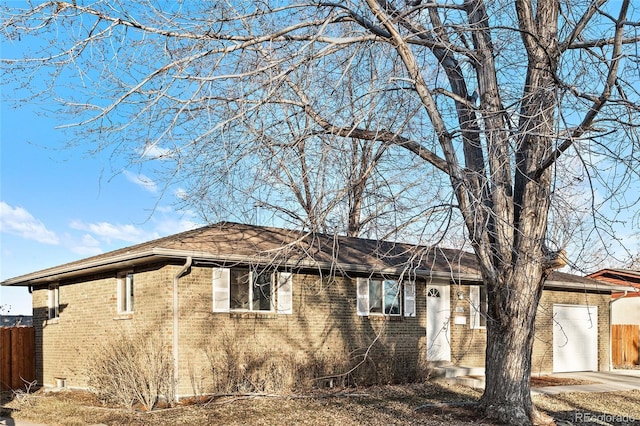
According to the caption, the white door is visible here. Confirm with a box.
[426,284,451,361]
[553,304,598,372]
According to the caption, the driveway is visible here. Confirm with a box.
[0,418,48,426]
[531,370,640,395]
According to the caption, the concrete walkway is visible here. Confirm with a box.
[0,418,48,426]
[531,370,640,395]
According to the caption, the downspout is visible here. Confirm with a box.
[610,290,628,371]
[173,257,192,402]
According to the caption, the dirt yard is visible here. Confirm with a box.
[2,381,640,425]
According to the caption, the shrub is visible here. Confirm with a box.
[204,333,430,394]
[86,330,174,410]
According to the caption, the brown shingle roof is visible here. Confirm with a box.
[2,222,477,285]
[0,222,620,292]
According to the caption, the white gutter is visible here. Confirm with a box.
[543,280,631,293]
[1,247,484,286]
[3,247,629,294]
[610,290,629,371]
[1,249,166,285]
[172,256,192,402]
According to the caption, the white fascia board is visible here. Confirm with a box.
[543,280,632,293]
[0,250,161,286]
[1,247,483,287]
[3,246,616,294]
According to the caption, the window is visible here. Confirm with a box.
[48,284,59,320]
[357,278,415,317]
[427,288,441,298]
[230,268,271,311]
[117,272,134,313]
[213,267,293,314]
[470,285,487,329]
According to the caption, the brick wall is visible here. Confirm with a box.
[449,284,487,367]
[175,266,428,396]
[32,263,430,395]
[32,262,173,388]
[447,284,610,373]
[32,263,611,395]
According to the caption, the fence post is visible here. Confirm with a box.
[1,328,10,391]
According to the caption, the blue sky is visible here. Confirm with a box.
[0,1,202,314]
[0,98,200,314]
[1,0,638,314]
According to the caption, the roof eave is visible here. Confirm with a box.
[0,249,179,286]
[588,268,640,281]
[1,247,484,287]
[543,280,631,293]
[3,248,616,293]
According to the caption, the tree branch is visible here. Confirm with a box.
[534,0,630,179]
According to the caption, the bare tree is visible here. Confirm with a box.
[175,45,439,238]
[185,105,427,238]
[3,1,640,424]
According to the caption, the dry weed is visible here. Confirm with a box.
[85,329,174,410]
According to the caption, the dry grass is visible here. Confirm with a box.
[534,390,640,425]
[530,375,598,387]
[3,383,640,426]
[2,383,483,426]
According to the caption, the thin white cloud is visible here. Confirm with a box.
[0,202,59,244]
[152,206,201,235]
[67,233,103,256]
[153,217,200,236]
[69,220,158,245]
[137,144,172,160]
[174,188,189,200]
[122,170,158,193]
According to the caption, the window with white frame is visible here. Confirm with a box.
[213,267,293,314]
[357,277,416,317]
[469,285,487,328]
[117,272,134,314]
[48,284,59,320]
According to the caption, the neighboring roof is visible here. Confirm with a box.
[0,315,33,327]
[0,222,624,293]
[587,268,640,297]
[588,268,640,286]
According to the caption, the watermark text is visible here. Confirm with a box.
[574,411,637,424]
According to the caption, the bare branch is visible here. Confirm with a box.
[535,0,631,179]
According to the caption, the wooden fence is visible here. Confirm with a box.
[612,324,640,368]
[0,326,35,391]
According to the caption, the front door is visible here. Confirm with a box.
[426,284,451,361]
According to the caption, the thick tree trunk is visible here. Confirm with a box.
[478,267,553,425]
[474,2,559,423]
[476,174,554,425]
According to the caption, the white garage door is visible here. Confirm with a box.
[553,304,598,372]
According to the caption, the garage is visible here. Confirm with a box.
[553,304,598,372]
